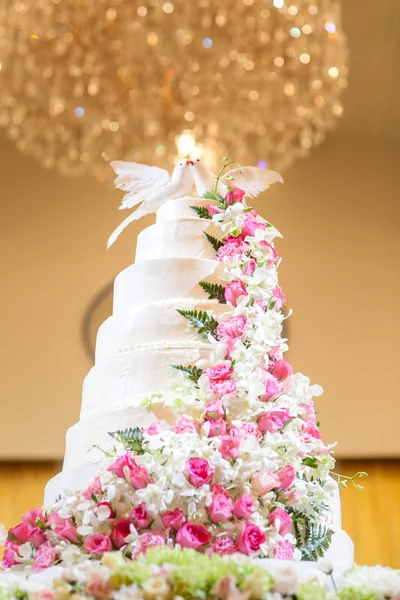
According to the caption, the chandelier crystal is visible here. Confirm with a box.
[0,0,348,179]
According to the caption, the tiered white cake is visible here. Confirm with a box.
[44,194,354,570]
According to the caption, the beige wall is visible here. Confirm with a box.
[1,135,399,459]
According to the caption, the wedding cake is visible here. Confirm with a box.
[2,158,356,577]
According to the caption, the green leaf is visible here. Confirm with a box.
[302,457,319,469]
[177,309,218,338]
[171,364,203,384]
[199,281,226,304]
[300,522,334,561]
[108,427,144,455]
[203,231,223,252]
[36,519,47,531]
[91,494,98,503]
[7,531,18,542]
[189,205,212,220]
[202,191,218,201]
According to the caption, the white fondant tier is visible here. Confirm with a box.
[135,218,221,263]
[113,257,223,314]
[81,345,213,420]
[157,196,214,221]
[96,298,227,362]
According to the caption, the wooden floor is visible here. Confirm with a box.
[0,460,399,567]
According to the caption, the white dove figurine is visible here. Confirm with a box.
[107,160,194,248]
[190,159,283,199]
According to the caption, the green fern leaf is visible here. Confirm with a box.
[203,231,223,252]
[177,309,218,338]
[171,364,203,384]
[199,281,226,304]
[189,205,212,219]
[108,427,144,455]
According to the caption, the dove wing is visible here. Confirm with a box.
[111,161,171,209]
[224,166,283,198]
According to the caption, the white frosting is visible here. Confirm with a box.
[113,257,223,314]
[157,196,214,221]
[96,298,227,361]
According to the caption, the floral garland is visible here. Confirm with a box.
[1,179,365,572]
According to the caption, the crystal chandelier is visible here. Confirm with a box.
[0,0,347,179]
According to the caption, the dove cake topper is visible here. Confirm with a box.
[107,156,283,247]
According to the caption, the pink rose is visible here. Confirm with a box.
[111,518,132,550]
[84,533,112,555]
[21,508,45,527]
[208,536,237,556]
[277,465,296,490]
[232,495,255,519]
[251,469,280,496]
[9,522,32,543]
[273,539,294,560]
[260,374,280,401]
[161,508,186,531]
[224,280,248,306]
[269,360,292,381]
[257,408,291,433]
[209,379,237,396]
[243,258,256,275]
[205,399,224,420]
[208,490,233,523]
[131,504,152,529]
[268,507,293,535]
[97,501,115,520]
[107,452,137,479]
[176,522,212,549]
[236,521,266,555]
[219,433,241,460]
[302,423,322,439]
[208,419,227,437]
[32,542,57,572]
[172,417,197,434]
[135,531,166,557]
[54,521,80,543]
[129,464,152,489]
[217,314,248,340]
[206,362,233,382]
[272,285,286,309]
[82,476,103,500]
[206,203,223,216]
[226,187,246,205]
[280,487,302,507]
[217,236,248,262]
[186,457,215,487]
[144,422,162,435]
[241,218,266,238]
[2,541,21,568]
[29,527,47,549]
[259,240,280,264]
[47,511,65,528]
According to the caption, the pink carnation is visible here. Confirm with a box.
[2,541,21,568]
[257,408,291,433]
[236,521,266,555]
[54,521,80,543]
[84,534,112,555]
[241,218,266,238]
[131,504,152,529]
[21,508,44,527]
[205,399,224,420]
[176,522,212,549]
[224,280,248,306]
[206,362,233,382]
[219,433,241,459]
[136,531,166,556]
[207,419,227,437]
[302,423,322,440]
[186,457,215,487]
[277,465,296,490]
[29,527,47,549]
[268,507,293,535]
[280,487,302,507]
[300,401,317,426]
[232,495,255,519]
[217,236,248,262]
[259,240,280,264]
[208,490,233,523]
[269,345,282,360]
[269,359,292,381]
[260,374,280,401]
[273,539,294,560]
[161,508,186,531]
[243,258,256,275]
[251,469,280,496]
[209,379,237,396]
[226,187,246,205]
[208,536,237,556]
[111,519,132,550]
[217,314,248,340]
[272,285,286,309]
[32,542,57,572]
[82,476,103,500]
[129,464,152,489]
[107,452,137,479]
[172,418,197,434]
[144,422,162,436]
[230,422,260,440]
